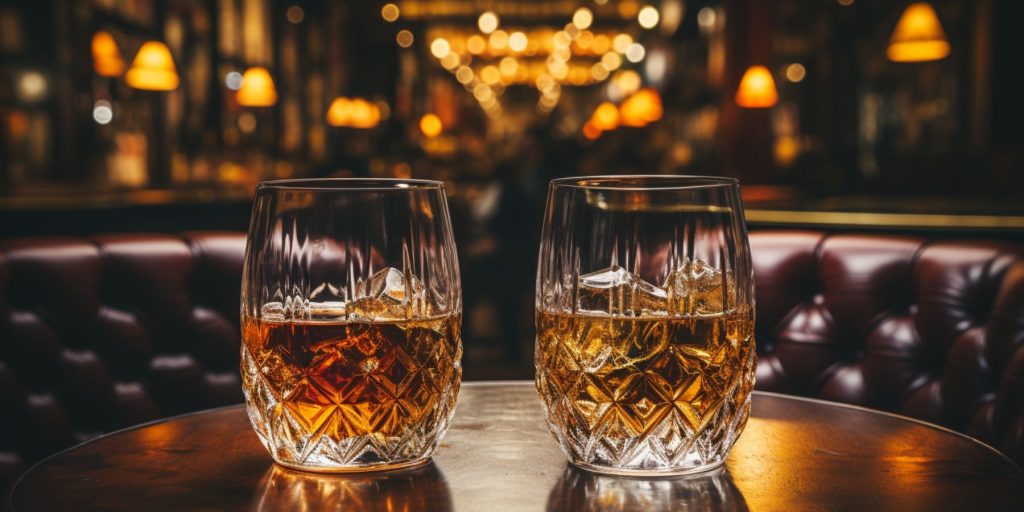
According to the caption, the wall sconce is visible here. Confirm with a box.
[125,41,179,91]
[236,67,278,107]
[735,65,778,108]
[92,31,125,77]
[887,2,950,62]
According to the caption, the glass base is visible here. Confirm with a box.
[272,455,432,474]
[569,458,725,477]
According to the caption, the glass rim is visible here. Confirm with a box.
[258,178,444,192]
[550,175,738,191]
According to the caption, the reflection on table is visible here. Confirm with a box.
[254,463,452,512]
[546,465,747,511]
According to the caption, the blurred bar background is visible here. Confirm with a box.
[1,0,1022,376]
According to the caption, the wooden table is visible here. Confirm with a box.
[7,382,1023,511]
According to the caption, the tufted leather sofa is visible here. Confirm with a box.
[1,231,1023,493]
[751,232,1024,466]
[0,233,247,492]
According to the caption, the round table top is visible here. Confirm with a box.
[8,382,1023,511]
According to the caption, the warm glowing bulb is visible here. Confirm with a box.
[619,88,662,127]
[508,32,527,52]
[347,98,380,128]
[552,31,571,49]
[473,83,493,102]
[638,6,660,29]
[478,11,499,34]
[784,63,806,82]
[697,7,716,29]
[774,135,800,166]
[614,70,642,95]
[419,113,443,137]
[15,72,47,102]
[440,52,460,70]
[91,31,125,77]
[236,66,278,107]
[617,0,640,19]
[592,102,620,131]
[453,66,472,84]
[467,35,486,54]
[573,7,594,30]
[625,43,646,63]
[326,97,380,128]
[612,33,633,54]
[326,97,353,126]
[489,30,509,50]
[125,41,179,91]
[396,30,414,48]
[735,65,778,108]
[602,52,622,71]
[887,2,949,62]
[582,120,602,140]
[481,65,501,85]
[430,38,451,58]
[381,3,400,22]
[286,6,304,23]
[499,56,518,76]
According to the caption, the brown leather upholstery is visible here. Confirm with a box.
[1,230,1023,492]
[0,233,246,491]
[752,231,1024,465]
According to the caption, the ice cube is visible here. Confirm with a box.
[356,267,423,302]
[664,259,734,315]
[572,313,672,372]
[349,267,431,320]
[576,265,668,316]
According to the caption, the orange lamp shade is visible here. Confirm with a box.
[327,97,381,128]
[125,41,179,91]
[348,98,381,129]
[735,65,778,108]
[326,97,353,126]
[887,2,949,62]
[91,31,125,77]
[592,102,620,131]
[619,88,663,127]
[236,67,278,107]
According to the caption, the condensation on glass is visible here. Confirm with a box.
[535,176,756,475]
[241,179,462,473]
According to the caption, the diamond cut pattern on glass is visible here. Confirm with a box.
[536,309,755,473]
[242,312,461,470]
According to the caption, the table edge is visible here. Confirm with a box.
[8,383,1021,510]
[753,391,1022,473]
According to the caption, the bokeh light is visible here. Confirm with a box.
[638,6,660,29]
[285,5,304,24]
[419,113,443,137]
[508,32,527,52]
[225,71,243,90]
[625,43,646,63]
[380,3,399,22]
[430,38,450,58]
[572,8,593,30]
[92,100,113,124]
[396,30,414,48]
[784,63,806,82]
[478,11,499,34]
